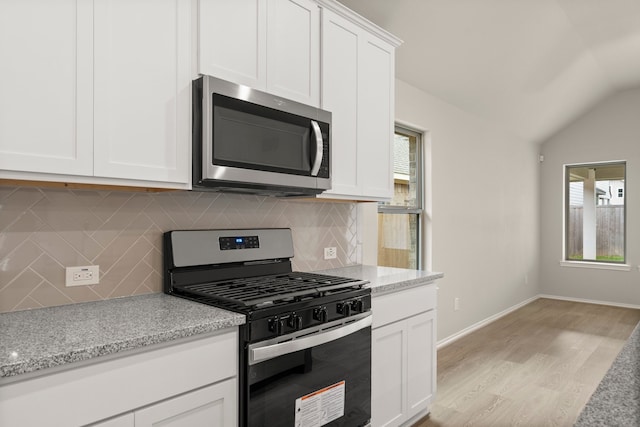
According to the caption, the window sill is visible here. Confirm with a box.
[559,260,632,271]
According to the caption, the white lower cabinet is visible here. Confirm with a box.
[372,318,406,426]
[135,379,236,427]
[0,330,237,427]
[92,380,236,427]
[371,284,437,427]
[406,311,436,418]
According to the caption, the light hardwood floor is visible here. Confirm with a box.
[414,298,640,427]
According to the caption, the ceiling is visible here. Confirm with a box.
[338,0,640,144]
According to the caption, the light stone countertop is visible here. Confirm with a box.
[0,293,245,380]
[318,264,443,296]
[574,320,640,426]
[0,266,441,381]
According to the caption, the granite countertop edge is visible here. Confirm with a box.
[0,294,245,379]
[574,320,640,426]
[317,264,443,296]
[370,272,443,295]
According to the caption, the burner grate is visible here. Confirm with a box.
[180,272,365,307]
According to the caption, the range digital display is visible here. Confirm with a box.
[219,235,259,250]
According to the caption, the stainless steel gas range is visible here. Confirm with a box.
[163,228,372,427]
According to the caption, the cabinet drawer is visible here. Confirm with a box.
[372,284,436,329]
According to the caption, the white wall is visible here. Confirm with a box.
[540,88,640,305]
[393,79,541,342]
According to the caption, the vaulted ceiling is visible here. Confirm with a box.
[339,0,640,144]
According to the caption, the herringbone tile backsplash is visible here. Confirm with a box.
[0,186,358,313]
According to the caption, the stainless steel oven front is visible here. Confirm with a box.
[243,312,372,427]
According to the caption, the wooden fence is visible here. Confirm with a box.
[568,206,624,258]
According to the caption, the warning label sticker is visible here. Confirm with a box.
[294,380,346,427]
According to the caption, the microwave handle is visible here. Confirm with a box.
[310,120,324,176]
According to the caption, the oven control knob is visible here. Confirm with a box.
[337,302,351,317]
[351,299,364,313]
[288,314,303,331]
[313,307,328,323]
[268,317,284,335]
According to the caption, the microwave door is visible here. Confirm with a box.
[207,98,320,185]
[197,75,331,194]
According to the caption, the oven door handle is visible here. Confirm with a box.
[249,314,372,365]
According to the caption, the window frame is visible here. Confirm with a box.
[377,125,424,269]
[562,160,629,270]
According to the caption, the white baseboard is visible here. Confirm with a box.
[538,294,640,310]
[436,294,640,349]
[436,295,538,349]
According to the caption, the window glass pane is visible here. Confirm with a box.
[380,132,420,208]
[378,126,422,269]
[566,163,625,262]
[378,213,418,269]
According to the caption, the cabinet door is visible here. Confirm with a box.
[135,379,237,427]
[0,0,93,176]
[199,0,267,89]
[372,321,406,427]
[407,310,437,420]
[266,0,320,106]
[320,9,360,197]
[320,8,396,201]
[358,33,395,199]
[93,0,191,184]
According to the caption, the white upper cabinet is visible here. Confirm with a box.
[198,0,267,90]
[93,0,191,184]
[199,0,320,106]
[319,9,359,196]
[318,3,400,201]
[357,34,395,199]
[266,0,320,105]
[0,0,191,189]
[0,0,93,176]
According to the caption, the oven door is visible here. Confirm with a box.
[244,313,372,427]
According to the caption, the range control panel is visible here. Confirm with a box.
[249,294,372,341]
[219,235,260,250]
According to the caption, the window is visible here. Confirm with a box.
[565,162,625,263]
[377,126,423,269]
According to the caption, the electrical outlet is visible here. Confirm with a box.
[66,265,99,287]
[454,297,460,311]
[324,247,337,260]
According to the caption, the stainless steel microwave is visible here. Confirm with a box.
[192,76,331,196]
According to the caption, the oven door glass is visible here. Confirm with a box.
[245,317,371,427]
